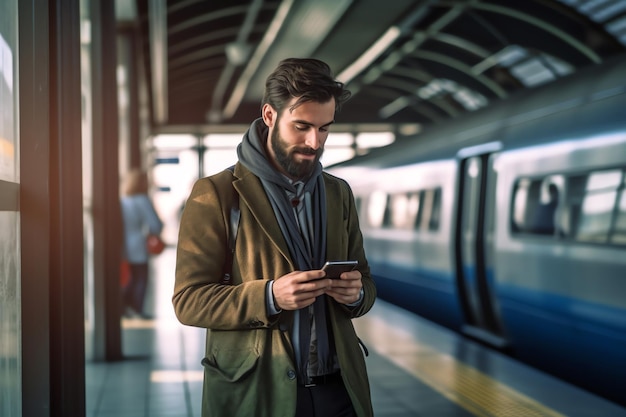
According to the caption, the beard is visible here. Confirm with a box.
[270,124,323,179]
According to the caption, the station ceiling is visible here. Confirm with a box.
[125,0,626,136]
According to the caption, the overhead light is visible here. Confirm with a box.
[225,42,252,66]
[337,26,401,85]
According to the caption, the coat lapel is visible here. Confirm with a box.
[324,175,343,258]
[232,165,293,265]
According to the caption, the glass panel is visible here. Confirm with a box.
[511,179,530,232]
[611,192,626,244]
[0,24,17,182]
[0,2,21,415]
[367,191,387,228]
[462,157,482,235]
[81,1,96,362]
[0,212,20,416]
[585,170,621,191]
[511,177,547,234]
[408,191,421,230]
[382,195,392,228]
[560,174,587,238]
[577,191,617,242]
[577,170,621,243]
[429,188,442,231]
[390,193,410,229]
[529,181,559,235]
[420,189,435,230]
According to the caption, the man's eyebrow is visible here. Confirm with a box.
[292,119,335,128]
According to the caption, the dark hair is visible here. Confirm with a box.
[122,168,148,196]
[262,58,351,115]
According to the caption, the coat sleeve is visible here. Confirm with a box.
[172,174,269,330]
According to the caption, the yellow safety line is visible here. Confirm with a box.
[355,316,565,417]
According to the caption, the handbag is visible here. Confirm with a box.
[147,234,165,255]
[120,260,131,287]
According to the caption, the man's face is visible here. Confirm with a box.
[264,98,336,180]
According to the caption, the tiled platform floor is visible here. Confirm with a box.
[86,247,447,417]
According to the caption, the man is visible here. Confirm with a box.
[173,58,376,417]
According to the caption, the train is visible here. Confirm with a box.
[329,53,626,407]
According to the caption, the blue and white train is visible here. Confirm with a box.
[330,54,626,407]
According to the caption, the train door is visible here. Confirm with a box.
[454,143,508,348]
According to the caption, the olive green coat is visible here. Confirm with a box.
[173,163,376,417]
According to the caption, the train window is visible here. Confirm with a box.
[611,188,626,244]
[512,170,626,246]
[532,182,560,235]
[382,194,393,228]
[586,170,621,190]
[576,194,615,242]
[368,188,441,232]
[367,191,387,228]
[511,176,562,235]
[390,193,411,229]
[429,188,442,231]
[511,179,530,231]
[418,188,442,232]
[511,178,543,233]
[420,190,433,230]
[408,191,422,230]
[559,174,587,238]
[577,170,621,243]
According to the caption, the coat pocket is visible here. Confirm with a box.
[201,347,259,382]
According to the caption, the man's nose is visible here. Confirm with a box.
[304,130,322,149]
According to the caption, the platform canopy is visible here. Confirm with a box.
[119,0,626,135]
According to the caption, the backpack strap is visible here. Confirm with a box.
[221,165,240,285]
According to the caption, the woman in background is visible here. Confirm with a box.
[120,168,164,319]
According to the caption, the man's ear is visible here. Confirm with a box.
[261,103,276,127]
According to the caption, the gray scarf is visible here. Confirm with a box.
[237,118,334,380]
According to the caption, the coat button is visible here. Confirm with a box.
[287,370,296,380]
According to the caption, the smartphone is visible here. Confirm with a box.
[322,260,358,278]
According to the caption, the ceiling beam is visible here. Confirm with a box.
[149,0,168,124]
[221,0,353,120]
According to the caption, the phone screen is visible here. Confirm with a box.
[322,260,358,278]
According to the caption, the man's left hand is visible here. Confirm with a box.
[324,270,362,305]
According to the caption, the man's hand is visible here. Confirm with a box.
[324,269,363,305]
[272,270,332,310]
